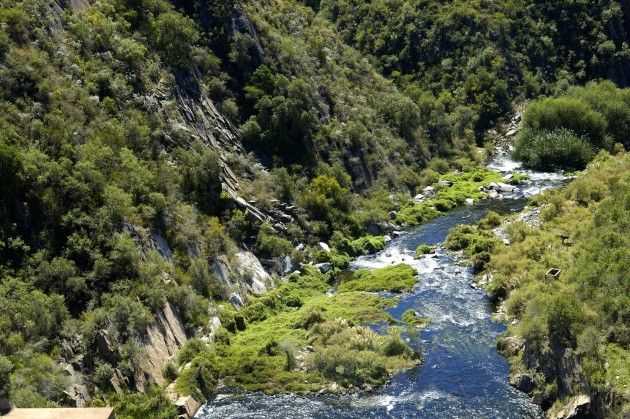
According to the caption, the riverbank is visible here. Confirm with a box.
[451,151,630,417]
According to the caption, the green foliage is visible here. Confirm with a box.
[153,12,200,66]
[401,309,430,326]
[349,236,387,256]
[338,264,418,293]
[520,97,608,148]
[110,386,178,419]
[414,244,434,257]
[514,83,630,170]
[477,153,630,411]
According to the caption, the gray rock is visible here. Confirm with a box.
[367,223,381,236]
[150,232,173,264]
[142,302,188,387]
[497,182,516,192]
[276,255,298,276]
[213,256,231,286]
[438,180,454,187]
[487,190,500,199]
[317,242,331,252]
[315,263,333,274]
[175,394,202,419]
[509,372,535,393]
[497,336,524,356]
[96,330,115,359]
[488,182,500,190]
[235,251,271,294]
[413,194,425,203]
[295,243,306,252]
[229,292,244,309]
[554,394,590,419]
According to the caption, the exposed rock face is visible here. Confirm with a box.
[235,251,271,294]
[150,232,173,264]
[175,394,202,419]
[142,302,188,387]
[213,251,272,296]
[497,336,525,357]
[553,395,591,419]
[510,372,535,393]
[62,364,91,408]
[275,255,298,276]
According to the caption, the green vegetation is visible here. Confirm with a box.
[415,244,434,257]
[397,165,504,226]
[451,152,630,414]
[401,309,430,326]
[514,82,630,170]
[0,0,629,413]
[338,264,419,293]
[175,266,419,396]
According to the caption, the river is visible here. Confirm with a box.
[195,153,565,418]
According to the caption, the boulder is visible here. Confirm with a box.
[229,292,244,309]
[413,194,425,203]
[315,263,333,274]
[497,336,524,356]
[175,395,202,419]
[317,242,331,252]
[509,372,535,393]
[438,180,454,187]
[422,186,435,197]
[555,395,591,419]
[487,190,501,199]
[276,255,298,276]
[367,223,381,236]
[497,182,517,193]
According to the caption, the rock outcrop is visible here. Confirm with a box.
[213,251,273,298]
[142,302,188,387]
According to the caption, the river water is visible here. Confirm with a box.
[196,154,564,419]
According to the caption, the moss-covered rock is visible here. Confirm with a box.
[415,244,434,257]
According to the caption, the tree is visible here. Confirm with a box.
[153,12,200,67]
[0,143,22,212]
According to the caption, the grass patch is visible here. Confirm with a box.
[175,266,420,397]
[401,309,431,326]
[337,264,419,293]
[415,244,434,257]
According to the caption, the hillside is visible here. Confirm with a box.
[0,0,629,417]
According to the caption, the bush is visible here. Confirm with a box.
[513,128,595,171]
[415,244,434,257]
[521,97,608,148]
[338,264,418,293]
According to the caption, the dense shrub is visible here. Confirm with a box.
[513,128,595,171]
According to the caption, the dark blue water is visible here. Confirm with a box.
[197,158,564,419]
